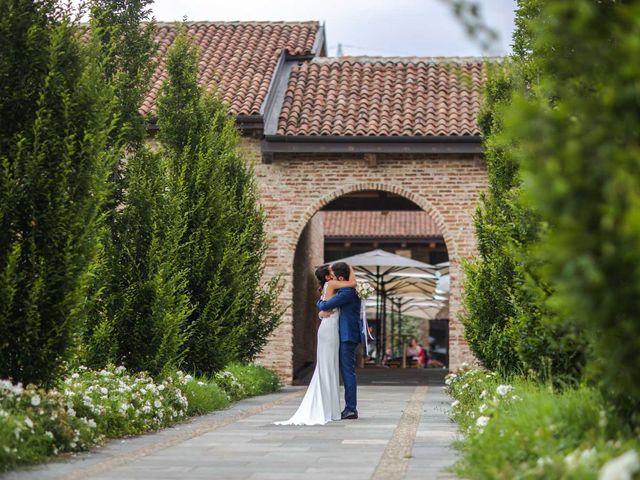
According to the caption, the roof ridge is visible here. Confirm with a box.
[311,55,502,64]
[155,20,320,27]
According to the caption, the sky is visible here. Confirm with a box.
[148,0,517,57]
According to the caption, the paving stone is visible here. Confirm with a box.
[4,385,462,480]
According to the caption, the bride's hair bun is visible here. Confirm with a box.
[315,264,332,294]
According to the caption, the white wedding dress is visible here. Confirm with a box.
[275,284,341,425]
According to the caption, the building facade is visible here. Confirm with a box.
[145,21,489,383]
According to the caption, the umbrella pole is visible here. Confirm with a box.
[400,298,405,368]
[376,267,381,365]
[382,282,387,365]
[389,299,395,357]
[396,299,401,356]
[392,299,396,357]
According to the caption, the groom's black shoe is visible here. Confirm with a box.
[341,410,358,420]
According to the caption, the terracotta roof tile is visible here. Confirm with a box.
[323,211,442,238]
[278,57,486,137]
[142,21,320,116]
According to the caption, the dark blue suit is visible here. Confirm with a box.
[317,287,362,413]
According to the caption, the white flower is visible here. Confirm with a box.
[67,407,76,417]
[511,395,522,401]
[496,385,513,396]
[142,405,151,414]
[565,450,582,469]
[30,394,41,406]
[184,374,193,382]
[71,373,80,379]
[87,419,97,428]
[116,365,126,373]
[119,403,130,413]
[24,417,34,429]
[153,400,162,408]
[158,384,165,391]
[581,448,597,463]
[100,387,108,395]
[140,388,147,395]
[45,431,54,439]
[476,416,490,428]
[537,456,552,467]
[355,281,375,300]
[480,390,488,399]
[451,400,460,409]
[479,403,487,413]
[1,379,24,396]
[197,381,205,386]
[599,450,640,480]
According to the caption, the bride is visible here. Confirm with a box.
[275,264,356,425]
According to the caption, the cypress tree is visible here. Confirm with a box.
[95,146,192,374]
[156,30,282,374]
[82,0,192,373]
[461,0,587,381]
[507,0,640,416]
[0,0,116,386]
[89,0,156,147]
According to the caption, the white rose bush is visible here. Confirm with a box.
[445,367,640,479]
[0,364,279,471]
[62,366,189,437]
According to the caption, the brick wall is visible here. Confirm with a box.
[240,139,487,384]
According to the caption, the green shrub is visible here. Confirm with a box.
[181,377,229,416]
[63,366,188,438]
[224,363,280,397]
[1,363,281,472]
[446,368,639,480]
[0,380,98,472]
[213,371,246,401]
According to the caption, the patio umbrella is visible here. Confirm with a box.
[328,249,437,363]
[385,269,450,355]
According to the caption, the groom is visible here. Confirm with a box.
[317,261,362,420]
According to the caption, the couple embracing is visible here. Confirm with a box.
[275,262,363,425]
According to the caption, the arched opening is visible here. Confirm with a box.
[292,188,450,383]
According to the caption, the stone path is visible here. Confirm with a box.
[4,385,460,480]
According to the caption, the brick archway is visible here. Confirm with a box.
[292,181,456,259]
[289,183,454,379]
[244,140,488,383]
